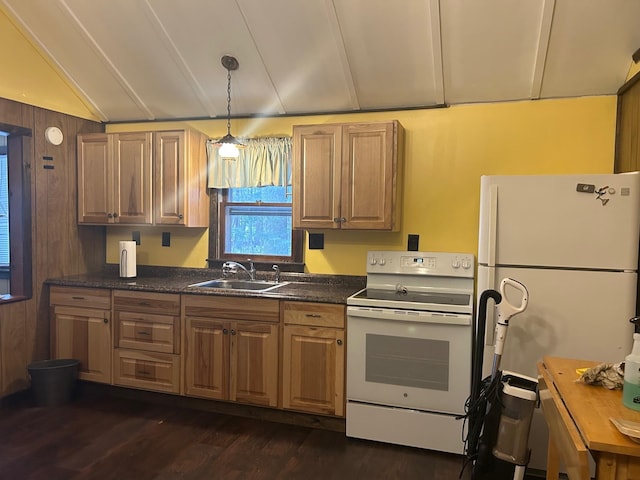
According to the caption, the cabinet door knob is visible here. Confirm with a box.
[113,212,118,218]
[223,328,228,334]
[230,329,236,335]
[107,213,113,218]
[178,214,184,219]
[103,318,108,324]
[333,218,340,223]
[336,339,343,346]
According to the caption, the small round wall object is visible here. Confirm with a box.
[45,126,63,145]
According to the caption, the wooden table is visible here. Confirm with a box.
[538,356,640,480]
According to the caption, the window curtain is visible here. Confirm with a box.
[207,136,291,188]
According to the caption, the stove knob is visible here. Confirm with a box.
[462,258,472,269]
[379,258,386,266]
[370,257,377,265]
[451,258,460,269]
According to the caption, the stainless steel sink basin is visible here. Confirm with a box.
[188,278,288,292]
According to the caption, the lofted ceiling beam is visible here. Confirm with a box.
[324,0,359,111]
[428,0,445,105]
[143,0,219,118]
[58,0,155,121]
[530,0,556,99]
[0,0,109,121]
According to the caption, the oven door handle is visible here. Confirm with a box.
[346,306,471,326]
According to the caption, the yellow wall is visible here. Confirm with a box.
[106,96,616,275]
[0,8,98,120]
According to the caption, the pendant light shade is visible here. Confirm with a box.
[214,55,244,159]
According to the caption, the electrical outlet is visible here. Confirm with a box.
[309,233,324,250]
[162,232,170,247]
[408,234,419,251]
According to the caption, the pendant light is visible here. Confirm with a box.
[214,55,244,159]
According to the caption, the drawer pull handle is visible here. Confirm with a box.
[138,302,151,306]
[306,314,322,318]
[71,296,85,300]
[136,331,150,336]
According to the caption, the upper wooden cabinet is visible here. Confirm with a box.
[292,120,403,230]
[154,130,209,227]
[78,132,152,224]
[77,129,209,226]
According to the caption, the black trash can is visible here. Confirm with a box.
[27,359,80,406]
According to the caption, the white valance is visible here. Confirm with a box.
[206,136,292,188]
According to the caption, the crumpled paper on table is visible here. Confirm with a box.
[577,362,624,390]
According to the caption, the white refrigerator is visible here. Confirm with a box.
[477,171,640,472]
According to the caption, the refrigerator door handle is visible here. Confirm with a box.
[478,266,497,346]
[486,184,498,268]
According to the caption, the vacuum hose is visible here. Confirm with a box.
[465,288,502,470]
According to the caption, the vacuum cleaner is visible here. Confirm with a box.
[460,278,538,480]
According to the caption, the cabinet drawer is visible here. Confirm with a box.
[50,286,110,309]
[113,349,180,394]
[115,311,179,354]
[183,295,279,322]
[283,301,345,328]
[113,290,180,315]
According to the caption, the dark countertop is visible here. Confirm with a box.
[45,266,366,305]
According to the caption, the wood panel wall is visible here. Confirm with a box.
[0,97,104,396]
[615,70,640,173]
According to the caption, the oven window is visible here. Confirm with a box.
[365,334,449,391]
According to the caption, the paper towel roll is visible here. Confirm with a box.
[119,241,137,278]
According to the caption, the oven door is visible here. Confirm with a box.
[346,306,472,415]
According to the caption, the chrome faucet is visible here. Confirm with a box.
[272,264,280,283]
[222,259,255,281]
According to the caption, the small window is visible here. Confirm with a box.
[0,125,32,301]
[218,186,302,263]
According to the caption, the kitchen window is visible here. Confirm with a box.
[207,137,303,266]
[217,186,303,263]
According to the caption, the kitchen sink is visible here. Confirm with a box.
[188,278,288,292]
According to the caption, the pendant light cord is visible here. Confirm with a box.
[226,68,232,136]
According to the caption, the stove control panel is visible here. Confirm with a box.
[367,251,475,277]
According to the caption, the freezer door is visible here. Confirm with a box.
[478,172,640,270]
[477,265,637,379]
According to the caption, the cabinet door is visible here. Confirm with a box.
[53,305,111,383]
[282,325,345,416]
[230,321,279,407]
[154,130,186,225]
[342,122,397,230]
[77,133,112,224]
[113,132,152,224]
[292,124,342,229]
[184,316,229,400]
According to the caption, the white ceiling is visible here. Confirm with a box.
[3,0,640,123]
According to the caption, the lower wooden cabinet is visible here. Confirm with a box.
[50,286,112,384]
[112,290,181,393]
[183,295,279,407]
[50,287,347,418]
[113,349,180,393]
[282,301,346,417]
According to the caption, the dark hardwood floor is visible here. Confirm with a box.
[0,386,540,480]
